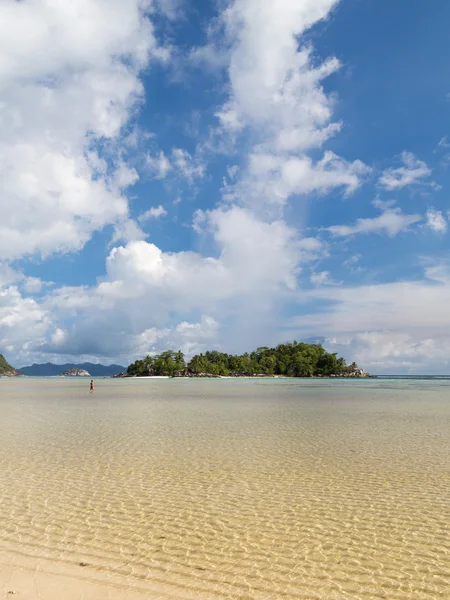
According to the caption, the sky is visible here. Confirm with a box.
[1,0,450,374]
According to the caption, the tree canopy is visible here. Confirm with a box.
[0,354,15,375]
[126,342,352,377]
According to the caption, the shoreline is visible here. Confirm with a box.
[115,373,374,380]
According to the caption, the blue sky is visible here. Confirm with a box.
[1,0,450,373]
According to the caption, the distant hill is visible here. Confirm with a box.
[18,362,126,377]
[0,354,18,376]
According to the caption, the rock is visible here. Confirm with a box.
[330,367,372,378]
[172,370,220,378]
[60,368,91,377]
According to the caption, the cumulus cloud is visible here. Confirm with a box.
[207,0,370,210]
[325,205,421,237]
[0,264,51,296]
[34,206,323,362]
[145,151,173,179]
[171,148,206,182]
[139,205,168,221]
[0,0,171,260]
[218,0,339,144]
[289,262,450,373]
[0,286,52,363]
[426,208,448,234]
[114,223,148,248]
[22,277,45,295]
[0,264,22,288]
[145,148,205,183]
[227,151,370,210]
[378,152,434,190]
[310,271,340,286]
[326,331,450,374]
[134,316,219,358]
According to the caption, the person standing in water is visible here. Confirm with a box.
[90,380,94,392]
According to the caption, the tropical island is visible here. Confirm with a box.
[0,354,19,377]
[123,342,371,378]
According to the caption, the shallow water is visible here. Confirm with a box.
[0,378,449,599]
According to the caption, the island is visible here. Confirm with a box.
[0,354,19,377]
[123,342,372,378]
[59,368,91,377]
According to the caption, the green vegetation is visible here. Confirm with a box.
[127,350,186,377]
[0,354,16,375]
[127,342,353,377]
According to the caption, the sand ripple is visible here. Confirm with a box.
[0,378,449,599]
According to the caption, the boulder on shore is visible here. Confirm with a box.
[172,370,220,378]
[60,368,91,377]
[329,367,372,378]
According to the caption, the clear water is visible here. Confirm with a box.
[0,377,449,599]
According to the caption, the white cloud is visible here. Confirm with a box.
[154,0,182,20]
[50,328,68,348]
[289,262,450,373]
[145,148,205,183]
[310,271,339,286]
[219,0,340,147]
[206,0,370,210]
[0,0,171,260]
[0,286,52,363]
[326,331,450,374]
[0,265,50,295]
[110,218,147,246]
[378,152,433,190]
[189,44,229,72]
[134,316,219,358]
[227,151,370,211]
[343,254,361,267]
[0,264,22,288]
[426,208,447,234]
[171,148,206,182]
[139,205,168,221]
[325,206,421,237]
[146,151,173,179]
[113,162,139,189]
[102,208,301,301]
[34,206,324,361]
[22,277,44,295]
